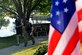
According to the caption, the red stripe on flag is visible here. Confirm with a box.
[77,9,82,43]
[62,27,79,55]
[79,32,82,43]
[48,30,61,55]
[77,9,82,22]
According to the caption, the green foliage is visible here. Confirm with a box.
[35,0,51,13]
[34,44,48,55]
[0,15,10,28]
[0,0,51,21]
[0,0,51,15]
[0,0,15,17]
[34,13,50,16]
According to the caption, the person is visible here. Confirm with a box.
[15,16,23,46]
[24,21,35,46]
[22,22,28,47]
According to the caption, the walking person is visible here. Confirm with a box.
[24,21,35,46]
[22,22,28,47]
[15,16,23,46]
[30,25,35,45]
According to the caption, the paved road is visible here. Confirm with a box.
[0,36,48,55]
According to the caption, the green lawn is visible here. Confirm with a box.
[0,35,23,49]
[11,41,48,55]
[0,35,48,55]
[0,35,16,49]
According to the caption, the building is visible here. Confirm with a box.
[29,16,50,36]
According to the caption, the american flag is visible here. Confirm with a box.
[76,0,82,43]
[48,0,80,55]
[78,10,82,43]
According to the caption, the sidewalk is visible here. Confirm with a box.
[0,36,48,55]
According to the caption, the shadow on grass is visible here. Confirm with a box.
[0,35,24,49]
[11,41,48,55]
[0,35,16,49]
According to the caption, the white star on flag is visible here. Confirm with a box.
[63,0,67,3]
[57,20,61,25]
[55,1,59,6]
[56,11,60,16]
[64,8,68,13]
[50,14,53,18]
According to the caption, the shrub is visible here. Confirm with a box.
[34,44,48,55]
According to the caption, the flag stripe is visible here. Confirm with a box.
[78,20,82,32]
[76,1,82,42]
[76,1,82,54]
[62,27,79,55]
[79,32,82,36]
[76,0,82,11]
[79,31,82,42]
[48,25,55,42]
[48,30,61,55]
[77,9,82,22]
[78,21,82,42]
[71,41,80,55]
[52,12,79,55]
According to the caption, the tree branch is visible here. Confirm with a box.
[12,0,19,15]
[23,0,28,18]
[26,0,33,20]
[0,6,17,15]
[18,0,23,15]
[12,0,23,18]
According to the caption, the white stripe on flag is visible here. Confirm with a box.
[53,12,79,55]
[71,40,80,55]
[76,0,82,11]
[48,25,55,43]
[78,21,82,32]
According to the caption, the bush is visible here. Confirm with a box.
[34,44,48,55]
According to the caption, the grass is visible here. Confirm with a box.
[0,35,82,55]
[0,35,48,55]
[12,42,82,55]
[0,35,23,49]
[0,35,16,49]
[11,41,48,55]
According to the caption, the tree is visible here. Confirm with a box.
[0,0,51,21]
[0,14,10,29]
